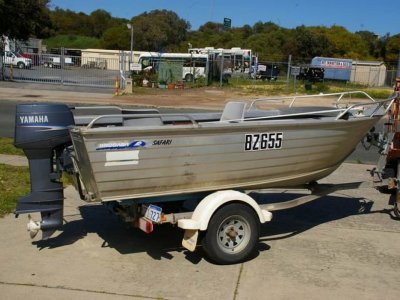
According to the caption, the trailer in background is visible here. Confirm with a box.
[311,56,352,81]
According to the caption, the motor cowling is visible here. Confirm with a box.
[14,103,74,239]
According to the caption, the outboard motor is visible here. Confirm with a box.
[14,103,74,239]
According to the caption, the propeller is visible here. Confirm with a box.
[27,214,41,239]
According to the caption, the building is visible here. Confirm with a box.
[80,49,146,71]
[350,60,387,87]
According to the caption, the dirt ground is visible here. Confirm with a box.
[117,86,368,110]
[0,81,379,111]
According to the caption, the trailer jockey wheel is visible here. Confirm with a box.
[202,203,260,264]
[394,190,400,218]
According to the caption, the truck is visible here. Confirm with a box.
[3,51,32,69]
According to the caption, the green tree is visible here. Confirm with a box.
[130,10,190,51]
[287,26,334,61]
[90,9,113,38]
[355,30,381,59]
[0,0,51,40]
[50,8,92,36]
[385,34,400,67]
[100,26,130,50]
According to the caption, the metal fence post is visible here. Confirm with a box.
[0,55,4,81]
[219,53,224,87]
[60,47,64,85]
[0,42,4,81]
[286,55,292,92]
[119,50,126,90]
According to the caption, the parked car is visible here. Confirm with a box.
[2,51,32,69]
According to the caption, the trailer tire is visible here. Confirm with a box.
[202,203,260,264]
[394,201,400,218]
[394,188,400,218]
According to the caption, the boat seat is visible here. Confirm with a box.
[123,117,163,126]
[220,101,246,122]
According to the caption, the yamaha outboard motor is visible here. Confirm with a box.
[14,103,74,239]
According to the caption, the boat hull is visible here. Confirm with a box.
[70,116,379,202]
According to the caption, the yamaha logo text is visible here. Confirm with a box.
[20,115,49,124]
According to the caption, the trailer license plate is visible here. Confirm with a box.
[144,204,162,223]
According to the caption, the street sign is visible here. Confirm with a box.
[291,66,300,76]
[223,18,231,30]
[258,64,267,72]
[130,63,142,71]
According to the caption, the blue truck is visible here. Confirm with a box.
[311,57,352,81]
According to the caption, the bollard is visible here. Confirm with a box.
[10,64,13,80]
[114,76,119,96]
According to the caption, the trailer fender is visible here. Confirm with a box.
[178,190,272,231]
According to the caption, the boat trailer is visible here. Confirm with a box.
[371,78,400,217]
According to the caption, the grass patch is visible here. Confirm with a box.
[0,137,24,156]
[0,164,72,217]
[0,164,30,217]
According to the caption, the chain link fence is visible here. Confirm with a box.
[1,51,398,89]
[2,52,121,88]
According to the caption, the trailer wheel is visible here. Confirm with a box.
[394,201,400,218]
[202,203,260,264]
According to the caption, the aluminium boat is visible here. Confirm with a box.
[67,91,393,202]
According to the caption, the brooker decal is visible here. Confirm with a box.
[96,140,146,151]
[244,133,283,151]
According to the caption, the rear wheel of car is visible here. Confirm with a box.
[49,63,53,68]
[17,62,25,69]
[44,62,48,67]
[185,74,194,82]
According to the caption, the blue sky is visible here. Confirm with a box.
[50,0,399,36]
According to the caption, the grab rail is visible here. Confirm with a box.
[335,94,397,120]
[217,96,397,124]
[248,91,376,111]
[86,113,199,129]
